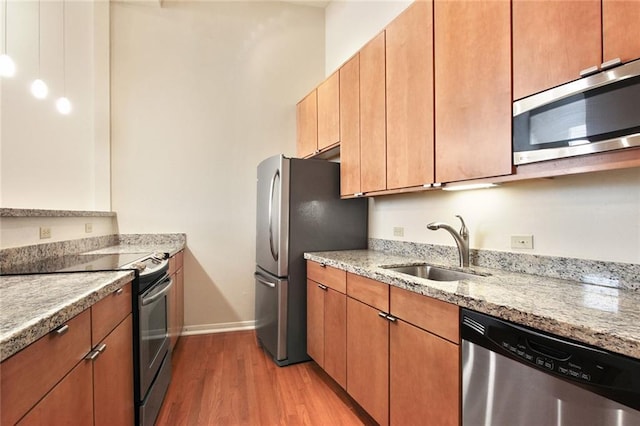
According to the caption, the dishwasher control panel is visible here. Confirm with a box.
[461,308,640,408]
[497,337,601,384]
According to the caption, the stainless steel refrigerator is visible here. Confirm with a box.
[254,154,367,366]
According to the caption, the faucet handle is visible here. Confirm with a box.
[455,215,468,239]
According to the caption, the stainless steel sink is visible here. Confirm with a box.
[382,264,484,282]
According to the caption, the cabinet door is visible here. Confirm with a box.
[324,288,346,389]
[390,320,460,426]
[386,1,434,189]
[94,315,135,426]
[177,266,184,337]
[317,72,340,150]
[340,54,361,197]
[306,280,325,367]
[1,310,91,425]
[296,91,318,158]
[18,361,94,426]
[169,271,179,352]
[603,0,640,64]
[434,0,512,183]
[513,0,601,100]
[360,32,387,193]
[347,297,389,426]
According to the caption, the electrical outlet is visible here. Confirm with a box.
[511,235,533,249]
[39,226,52,239]
[85,223,93,233]
[393,226,404,237]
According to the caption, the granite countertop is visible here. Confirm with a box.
[0,271,134,362]
[0,236,186,362]
[304,250,640,360]
[86,243,184,257]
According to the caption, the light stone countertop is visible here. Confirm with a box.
[0,271,134,362]
[304,250,640,360]
[86,243,184,257]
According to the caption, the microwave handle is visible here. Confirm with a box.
[514,59,640,116]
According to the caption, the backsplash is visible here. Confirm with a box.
[369,238,640,291]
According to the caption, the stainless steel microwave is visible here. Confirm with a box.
[513,59,640,165]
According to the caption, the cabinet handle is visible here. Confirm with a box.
[354,192,364,197]
[115,288,124,295]
[377,312,397,322]
[601,58,622,71]
[320,263,326,268]
[318,284,328,291]
[579,65,599,77]
[85,343,107,361]
[54,324,69,335]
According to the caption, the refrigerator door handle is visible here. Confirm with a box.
[255,275,276,288]
[268,169,280,262]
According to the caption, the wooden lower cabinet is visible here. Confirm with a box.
[390,319,460,426]
[307,262,347,388]
[169,251,185,352]
[93,314,134,426]
[307,268,462,426]
[346,297,389,426]
[1,283,134,426]
[18,361,94,426]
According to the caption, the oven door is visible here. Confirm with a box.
[138,275,172,398]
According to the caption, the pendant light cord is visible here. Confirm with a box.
[3,0,8,54]
[61,0,65,93]
[37,0,41,75]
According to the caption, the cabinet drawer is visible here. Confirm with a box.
[347,273,389,312]
[307,261,346,294]
[1,309,92,425]
[390,286,459,344]
[92,282,132,346]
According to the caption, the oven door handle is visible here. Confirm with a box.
[142,277,173,306]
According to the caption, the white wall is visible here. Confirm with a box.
[110,1,325,331]
[325,0,412,74]
[0,0,110,211]
[0,215,116,248]
[326,0,640,264]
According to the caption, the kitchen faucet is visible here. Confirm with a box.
[427,215,469,268]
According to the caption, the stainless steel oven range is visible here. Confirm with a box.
[131,255,172,426]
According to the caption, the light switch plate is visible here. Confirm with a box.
[511,235,533,249]
[85,223,93,233]
[393,227,404,237]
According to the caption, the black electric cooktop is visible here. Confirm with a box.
[1,252,153,276]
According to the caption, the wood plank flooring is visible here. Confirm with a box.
[156,331,376,426]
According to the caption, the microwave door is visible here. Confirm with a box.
[256,155,289,277]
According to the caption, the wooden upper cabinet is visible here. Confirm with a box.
[603,0,640,64]
[296,91,318,158]
[434,0,512,183]
[386,0,435,189]
[513,0,601,100]
[340,54,361,197]
[360,32,387,193]
[317,72,340,150]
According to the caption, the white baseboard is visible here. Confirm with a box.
[181,320,256,336]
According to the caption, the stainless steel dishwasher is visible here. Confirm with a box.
[461,309,640,426]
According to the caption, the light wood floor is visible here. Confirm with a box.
[156,331,376,425]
